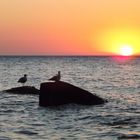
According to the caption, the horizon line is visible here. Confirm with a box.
[0,54,140,57]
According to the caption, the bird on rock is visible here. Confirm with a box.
[18,74,27,86]
[49,71,61,82]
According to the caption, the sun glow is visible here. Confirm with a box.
[119,45,133,56]
[96,28,140,56]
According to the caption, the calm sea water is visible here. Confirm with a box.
[0,56,140,140]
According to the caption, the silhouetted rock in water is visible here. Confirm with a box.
[39,81,106,107]
[5,86,39,95]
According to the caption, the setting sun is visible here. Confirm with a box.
[119,45,134,56]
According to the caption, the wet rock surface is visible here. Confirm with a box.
[4,86,39,95]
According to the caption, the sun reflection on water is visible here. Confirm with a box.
[112,56,135,63]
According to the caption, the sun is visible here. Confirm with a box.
[119,45,134,56]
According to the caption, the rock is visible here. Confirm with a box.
[5,86,39,95]
[39,81,106,107]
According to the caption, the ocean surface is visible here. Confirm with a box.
[0,56,140,140]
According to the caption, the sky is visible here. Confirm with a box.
[0,0,140,55]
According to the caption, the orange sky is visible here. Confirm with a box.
[0,0,140,55]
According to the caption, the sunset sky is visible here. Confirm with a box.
[0,0,140,55]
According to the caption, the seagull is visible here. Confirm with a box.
[49,71,61,82]
[18,74,27,86]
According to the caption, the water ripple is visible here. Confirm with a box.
[0,56,140,140]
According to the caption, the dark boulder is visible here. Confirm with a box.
[39,81,106,107]
[5,86,39,95]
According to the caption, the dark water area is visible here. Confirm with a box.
[0,56,140,140]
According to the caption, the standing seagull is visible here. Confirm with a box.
[18,74,27,86]
[49,71,61,82]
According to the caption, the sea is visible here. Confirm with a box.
[0,56,139,140]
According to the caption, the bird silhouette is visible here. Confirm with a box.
[18,74,27,86]
[49,71,61,82]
